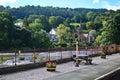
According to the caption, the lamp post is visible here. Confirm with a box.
[75,41,79,67]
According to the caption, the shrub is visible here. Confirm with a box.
[18,55,25,60]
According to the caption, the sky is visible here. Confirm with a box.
[0,0,120,10]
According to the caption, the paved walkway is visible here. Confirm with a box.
[0,53,120,80]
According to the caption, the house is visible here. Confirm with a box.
[49,28,58,42]
[14,22,23,27]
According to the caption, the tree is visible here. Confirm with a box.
[86,21,94,30]
[49,16,57,28]
[28,22,50,48]
[32,29,50,48]
[0,12,13,49]
[11,27,32,48]
[39,15,51,32]
[87,11,95,21]
[64,18,71,26]
[28,22,43,33]
[56,16,65,26]
[57,24,71,47]
[96,13,120,46]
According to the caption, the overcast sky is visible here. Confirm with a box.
[0,0,120,10]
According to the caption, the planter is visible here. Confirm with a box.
[46,61,56,71]
[101,53,106,59]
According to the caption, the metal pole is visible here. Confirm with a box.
[61,48,62,60]
[75,41,79,67]
[15,49,16,66]
[33,48,35,63]
[48,48,50,61]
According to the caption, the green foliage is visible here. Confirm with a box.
[30,54,43,61]
[0,56,12,63]
[0,12,14,49]
[87,11,96,21]
[28,22,43,32]
[57,24,71,47]
[96,13,120,46]
[18,55,25,60]
[30,54,37,60]
[86,21,94,30]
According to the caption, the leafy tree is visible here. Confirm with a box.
[28,15,39,23]
[72,15,81,23]
[28,21,50,48]
[49,16,57,28]
[39,15,51,32]
[32,29,50,48]
[56,16,65,26]
[64,18,71,26]
[96,13,120,46]
[57,24,71,47]
[87,11,95,21]
[28,22,43,33]
[86,21,94,30]
[0,12,13,49]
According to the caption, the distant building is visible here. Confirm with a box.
[73,20,95,43]
[49,28,58,42]
[73,30,95,43]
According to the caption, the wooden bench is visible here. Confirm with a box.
[72,55,92,64]
[78,55,92,64]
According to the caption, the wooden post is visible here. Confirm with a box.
[75,41,79,67]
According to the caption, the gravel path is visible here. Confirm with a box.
[0,53,120,80]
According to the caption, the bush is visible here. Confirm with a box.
[30,54,37,60]
[18,55,25,60]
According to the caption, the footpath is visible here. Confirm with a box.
[0,53,120,80]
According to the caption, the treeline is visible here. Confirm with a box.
[0,5,107,19]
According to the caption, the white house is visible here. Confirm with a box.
[14,22,23,27]
[49,28,58,42]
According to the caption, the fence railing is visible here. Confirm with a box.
[0,46,102,67]
[1,44,120,67]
